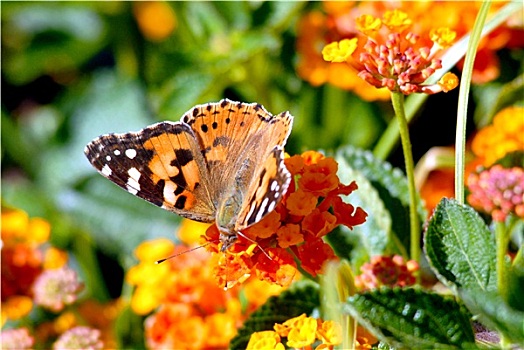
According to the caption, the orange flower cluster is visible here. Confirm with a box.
[296,1,522,96]
[127,234,285,349]
[472,106,524,167]
[247,314,344,350]
[203,151,367,289]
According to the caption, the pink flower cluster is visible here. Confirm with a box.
[358,32,444,95]
[32,267,84,312]
[468,165,524,222]
[355,255,419,290]
[1,328,34,350]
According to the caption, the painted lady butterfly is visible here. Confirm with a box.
[84,99,293,251]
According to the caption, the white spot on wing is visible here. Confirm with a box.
[267,200,276,213]
[163,181,177,204]
[114,150,121,156]
[106,155,111,161]
[125,149,137,159]
[270,180,278,191]
[255,197,270,222]
[246,201,255,217]
[101,164,112,176]
[126,167,141,195]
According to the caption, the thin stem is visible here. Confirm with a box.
[455,1,492,204]
[495,221,509,301]
[495,220,511,349]
[390,92,420,270]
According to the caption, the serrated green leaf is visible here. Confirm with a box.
[345,288,476,349]
[229,280,319,350]
[459,288,524,345]
[424,198,497,291]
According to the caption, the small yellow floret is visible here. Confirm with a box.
[322,39,358,63]
[356,15,382,35]
[247,331,284,350]
[438,72,459,92]
[430,27,457,48]
[382,9,412,31]
[286,316,318,348]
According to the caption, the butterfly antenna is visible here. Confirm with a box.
[224,253,229,291]
[155,242,213,264]
[236,231,273,261]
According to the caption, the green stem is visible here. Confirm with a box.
[390,92,420,269]
[495,221,509,300]
[495,220,511,348]
[455,1,492,204]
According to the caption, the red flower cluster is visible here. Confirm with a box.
[203,151,367,288]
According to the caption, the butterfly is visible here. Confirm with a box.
[84,99,293,252]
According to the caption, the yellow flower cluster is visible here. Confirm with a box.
[247,314,342,350]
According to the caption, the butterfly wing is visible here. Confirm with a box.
[180,99,293,232]
[181,99,293,198]
[84,121,216,223]
[235,145,291,230]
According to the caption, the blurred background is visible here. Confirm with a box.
[2,1,522,349]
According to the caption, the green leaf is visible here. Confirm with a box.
[424,198,497,291]
[345,288,476,349]
[459,288,524,345]
[229,280,319,350]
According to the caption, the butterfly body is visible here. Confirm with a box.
[84,99,293,251]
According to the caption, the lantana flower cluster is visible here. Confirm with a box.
[247,313,347,350]
[203,151,367,288]
[1,208,82,319]
[127,226,286,350]
[1,207,107,349]
[355,255,419,290]
[322,9,458,95]
[296,2,520,99]
[467,165,524,222]
[472,106,524,167]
